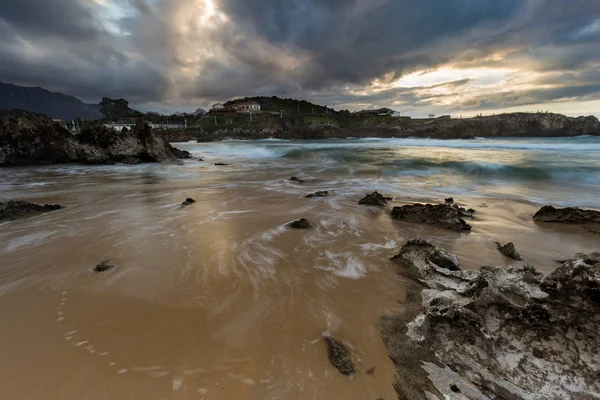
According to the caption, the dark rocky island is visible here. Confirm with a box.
[0,113,190,166]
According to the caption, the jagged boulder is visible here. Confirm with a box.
[496,242,522,260]
[391,204,472,231]
[0,200,62,221]
[359,191,392,206]
[382,240,600,400]
[0,113,190,165]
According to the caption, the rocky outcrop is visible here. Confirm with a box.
[391,204,472,231]
[384,113,600,139]
[533,205,600,224]
[390,239,468,287]
[0,113,190,166]
[172,113,599,141]
[0,200,62,221]
[289,176,305,184]
[287,218,312,229]
[358,191,391,206]
[496,242,522,260]
[382,239,600,400]
[533,205,600,234]
[323,337,355,376]
[306,191,330,198]
[453,204,475,218]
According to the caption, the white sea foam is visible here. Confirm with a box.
[361,239,397,252]
[315,251,367,279]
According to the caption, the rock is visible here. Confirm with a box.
[391,239,469,289]
[533,205,600,224]
[382,242,600,400]
[287,218,312,229]
[391,204,472,231]
[306,191,330,198]
[0,200,62,221]
[533,205,600,234]
[0,113,190,166]
[496,242,522,260]
[323,337,355,376]
[214,163,228,166]
[94,261,117,272]
[171,147,192,160]
[181,198,196,207]
[358,191,391,206]
[289,176,305,183]
[452,204,475,218]
[445,197,454,204]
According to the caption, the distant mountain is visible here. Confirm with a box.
[0,82,101,120]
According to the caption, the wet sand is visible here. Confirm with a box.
[1,153,599,399]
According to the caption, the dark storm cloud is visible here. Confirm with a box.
[0,0,171,103]
[0,0,104,40]
[215,0,522,87]
[1,0,600,113]
[185,0,600,105]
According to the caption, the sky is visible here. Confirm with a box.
[1,0,600,117]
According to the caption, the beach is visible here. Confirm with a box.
[1,137,599,399]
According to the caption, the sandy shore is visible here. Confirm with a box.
[1,147,599,399]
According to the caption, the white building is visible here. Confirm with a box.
[231,102,261,113]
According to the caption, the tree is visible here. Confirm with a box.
[99,98,133,121]
[428,113,435,118]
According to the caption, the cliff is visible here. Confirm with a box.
[0,113,190,166]
[158,112,600,142]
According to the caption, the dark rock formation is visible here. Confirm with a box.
[533,205,600,234]
[391,204,472,231]
[162,112,600,141]
[214,163,228,166]
[0,200,62,221]
[358,191,392,206]
[382,240,600,400]
[533,205,600,224]
[287,218,312,229]
[94,261,117,272]
[391,239,463,284]
[496,242,522,260]
[181,198,196,207]
[289,176,305,184]
[444,198,454,204]
[306,191,330,198]
[452,204,475,218]
[0,113,190,166]
[323,337,355,376]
